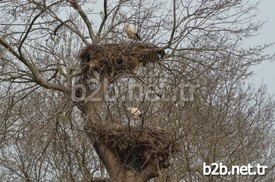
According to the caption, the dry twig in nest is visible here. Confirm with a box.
[90,177,111,182]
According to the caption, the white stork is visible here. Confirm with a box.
[128,107,142,119]
[124,23,141,41]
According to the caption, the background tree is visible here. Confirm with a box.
[0,0,274,181]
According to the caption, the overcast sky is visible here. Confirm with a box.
[248,0,275,95]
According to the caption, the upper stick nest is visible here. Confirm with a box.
[78,43,165,78]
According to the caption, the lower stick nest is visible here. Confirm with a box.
[85,124,179,173]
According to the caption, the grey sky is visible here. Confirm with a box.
[248,0,275,95]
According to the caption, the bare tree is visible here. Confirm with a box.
[0,0,274,181]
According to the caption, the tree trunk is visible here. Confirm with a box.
[75,77,160,181]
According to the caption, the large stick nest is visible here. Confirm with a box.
[86,124,179,173]
[78,43,165,78]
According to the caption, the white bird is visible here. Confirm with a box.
[128,107,142,119]
[124,23,141,41]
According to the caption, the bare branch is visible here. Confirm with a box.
[68,0,96,42]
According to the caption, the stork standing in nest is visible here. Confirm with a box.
[128,107,142,119]
[124,23,142,41]
[127,107,143,130]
